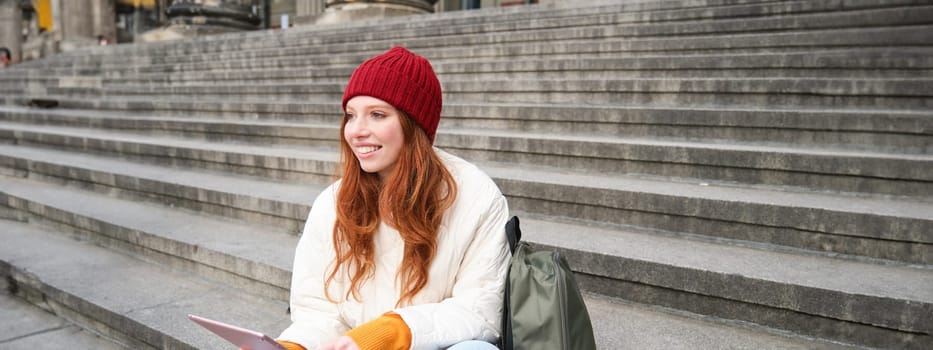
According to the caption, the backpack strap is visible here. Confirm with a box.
[501,216,521,350]
[505,216,521,254]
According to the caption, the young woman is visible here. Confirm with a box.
[275,47,510,350]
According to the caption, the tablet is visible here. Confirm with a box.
[188,314,286,350]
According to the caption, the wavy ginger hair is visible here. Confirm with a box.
[326,110,457,306]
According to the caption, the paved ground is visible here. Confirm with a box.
[0,284,127,350]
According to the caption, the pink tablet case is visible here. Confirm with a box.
[188,314,286,350]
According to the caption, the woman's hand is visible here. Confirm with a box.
[317,336,360,350]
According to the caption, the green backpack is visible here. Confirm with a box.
[500,216,597,350]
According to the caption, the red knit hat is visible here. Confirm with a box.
[342,46,443,143]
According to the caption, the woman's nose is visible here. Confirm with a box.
[345,117,369,139]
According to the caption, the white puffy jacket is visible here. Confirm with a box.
[278,149,511,350]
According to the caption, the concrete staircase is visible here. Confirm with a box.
[1,0,931,349]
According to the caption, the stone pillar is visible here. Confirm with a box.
[434,0,461,12]
[59,0,97,50]
[315,0,438,25]
[297,0,326,16]
[91,0,116,43]
[295,0,325,25]
[50,0,61,33]
[0,0,22,63]
[269,0,297,28]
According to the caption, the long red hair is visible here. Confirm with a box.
[326,110,457,306]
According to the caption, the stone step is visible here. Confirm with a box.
[12,39,933,84]
[0,216,292,350]
[0,288,129,349]
[0,122,339,182]
[0,131,928,265]
[0,106,344,148]
[0,175,927,349]
[1,1,928,349]
[576,293,859,350]
[32,0,893,59]
[18,0,837,57]
[0,201,26,222]
[101,49,933,84]
[486,163,932,265]
[2,48,917,87]
[7,48,933,95]
[443,129,933,198]
[437,104,931,155]
[0,203,863,350]
[2,118,929,199]
[2,105,928,155]
[2,59,931,104]
[517,214,933,349]
[0,172,298,301]
[181,1,933,55]
[0,143,319,234]
[164,14,933,61]
[19,23,933,77]
[22,77,932,111]
[23,0,933,68]
[3,100,927,157]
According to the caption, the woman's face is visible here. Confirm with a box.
[344,96,406,179]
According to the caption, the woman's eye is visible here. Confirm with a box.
[344,113,355,120]
[371,112,385,119]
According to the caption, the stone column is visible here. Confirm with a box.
[315,0,438,25]
[0,0,22,63]
[435,0,461,12]
[297,0,326,16]
[59,0,95,50]
[91,0,116,43]
[295,0,325,25]
[50,0,61,33]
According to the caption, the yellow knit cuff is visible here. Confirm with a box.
[276,340,307,350]
[345,313,412,350]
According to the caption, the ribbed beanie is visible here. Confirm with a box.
[342,46,442,143]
